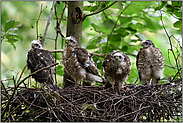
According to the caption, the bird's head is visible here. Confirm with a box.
[141,40,155,48]
[113,52,124,63]
[31,40,43,49]
[65,36,78,47]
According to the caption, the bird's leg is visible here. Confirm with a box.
[75,81,78,86]
[112,81,115,89]
[80,81,83,86]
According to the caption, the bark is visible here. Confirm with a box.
[63,1,83,88]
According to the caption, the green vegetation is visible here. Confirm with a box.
[1,1,182,87]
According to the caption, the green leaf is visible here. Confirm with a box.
[88,1,95,3]
[14,21,20,27]
[143,14,156,31]
[90,6,99,12]
[103,19,115,28]
[83,6,92,11]
[130,23,144,30]
[123,1,155,15]
[121,46,128,51]
[173,20,182,31]
[56,65,64,76]
[119,17,133,25]
[175,12,182,18]
[83,17,90,30]
[5,19,15,32]
[110,34,121,41]
[14,34,23,41]
[55,2,65,18]
[172,1,182,8]
[166,4,174,13]
[6,33,23,41]
[86,37,101,49]
[6,37,18,50]
[114,28,130,37]
[115,1,124,10]
[135,34,145,41]
[126,27,137,34]
[91,23,101,32]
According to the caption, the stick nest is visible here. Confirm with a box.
[1,79,182,122]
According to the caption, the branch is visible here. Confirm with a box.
[36,4,47,40]
[42,1,56,47]
[158,1,181,77]
[112,105,151,122]
[104,2,131,55]
[85,1,117,18]
[1,62,59,118]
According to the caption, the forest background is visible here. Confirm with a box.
[1,1,182,87]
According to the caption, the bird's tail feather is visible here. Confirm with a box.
[86,73,106,84]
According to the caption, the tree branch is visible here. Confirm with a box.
[85,1,117,18]
[36,4,47,40]
[158,1,181,78]
[1,62,59,118]
[104,2,131,55]
[42,1,56,47]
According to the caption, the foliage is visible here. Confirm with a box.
[82,1,182,84]
[1,19,23,49]
[1,1,182,87]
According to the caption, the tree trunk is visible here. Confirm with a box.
[63,1,83,88]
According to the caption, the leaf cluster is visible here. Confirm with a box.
[1,19,23,49]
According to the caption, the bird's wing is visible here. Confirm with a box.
[136,48,143,69]
[35,49,54,66]
[74,48,99,76]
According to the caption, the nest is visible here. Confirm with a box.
[1,79,182,122]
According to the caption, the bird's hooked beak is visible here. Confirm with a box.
[66,40,68,44]
[141,40,145,47]
[114,56,118,60]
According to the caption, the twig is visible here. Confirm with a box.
[16,64,27,86]
[1,30,10,42]
[1,62,59,117]
[40,92,61,122]
[158,1,181,77]
[1,81,10,99]
[112,105,151,122]
[58,3,66,39]
[134,76,139,84]
[36,4,47,40]
[2,102,24,122]
[85,1,117,18]
[35,110,48,119]
[19,92,47,110]
[54,4,58,84]
[93,2,105,13]
[20,94,39,117]
[104,2,131,55]
[42,1,56,47]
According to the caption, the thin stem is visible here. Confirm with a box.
[36,4,47,40]
[85,1,117,18]
[1,62,59,117]
[104,2,131,55]
[158,1,181,78]
[42,1,56,47]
